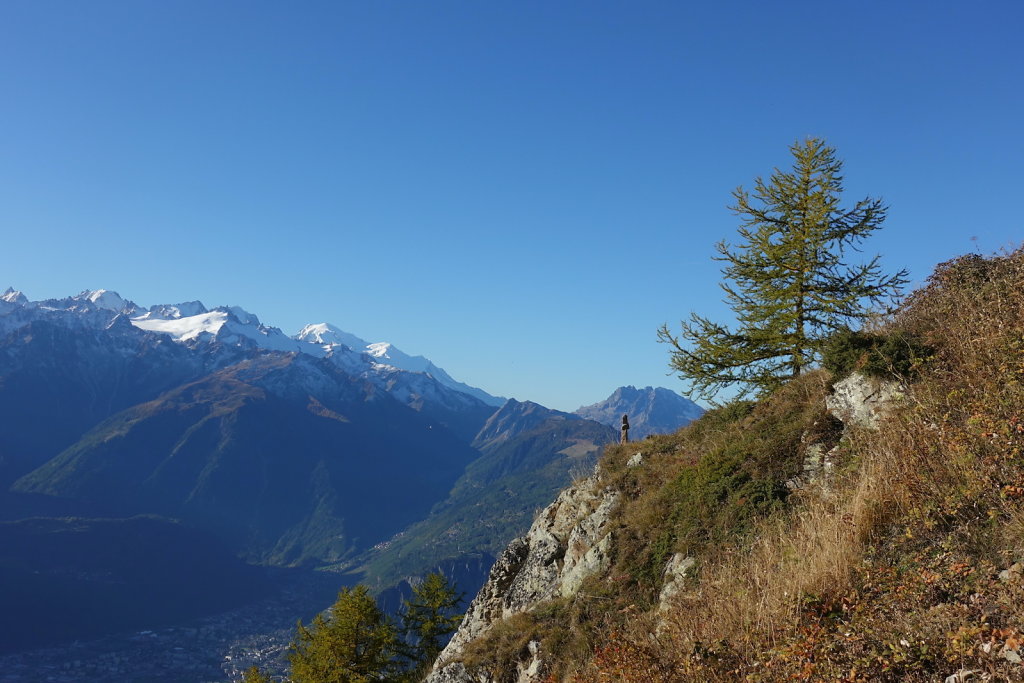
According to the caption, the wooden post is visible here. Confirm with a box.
[620,414,630,444]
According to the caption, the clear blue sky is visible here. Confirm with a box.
[1,1,1021,411]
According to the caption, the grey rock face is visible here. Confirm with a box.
[786,433,836,491]
[427,473,619,681]
[825,373,903,429]
[658,554,697,610]
[425,662,482,683]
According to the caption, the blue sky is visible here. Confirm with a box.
[1,1,1021,411]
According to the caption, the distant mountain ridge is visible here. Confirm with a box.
[1,287,503,407]
[575,385,704,439]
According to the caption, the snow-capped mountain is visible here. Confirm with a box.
[0,287,501,408]
[135,300,208,320]
[1,288,28,305]
[295,323,503,407]
[82,289,132,312]
[295,322,367,350]
[133,307,306,353]
[0,285,621,661]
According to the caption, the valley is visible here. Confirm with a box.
[0,288,702,680]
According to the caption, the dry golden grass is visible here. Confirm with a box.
[574,248,1024,681]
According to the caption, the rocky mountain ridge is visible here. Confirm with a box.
[574,385,704,440]
[0,287,503,407]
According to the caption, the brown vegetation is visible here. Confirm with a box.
[459,248,1024,682]
[577,248,1024,681]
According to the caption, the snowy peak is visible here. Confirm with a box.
[130,307,310,355]
[366,342,431,374]
[131,310,230,342]
[2,286,500,408]
[215,306,259,326]
[294,324,503,407]
[137,301,208,321]
[365,342,503,406]
[575,386,704,439]
[77,289,132,313]
[295,322,367,350]
[1,288,27,305]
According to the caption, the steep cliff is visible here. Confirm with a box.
[426,469,619,683]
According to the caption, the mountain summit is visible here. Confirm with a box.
[575,386,704,439]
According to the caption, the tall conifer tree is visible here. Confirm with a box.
[658,138,907,400]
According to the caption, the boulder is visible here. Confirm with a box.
[825,372,902,429]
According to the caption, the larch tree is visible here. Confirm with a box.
[399,572,464,676]
[658,137,908,400]
[288,585,402,683]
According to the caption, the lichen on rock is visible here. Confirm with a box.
[825,371,903,430]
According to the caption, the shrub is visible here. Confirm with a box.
[822,328,932,380]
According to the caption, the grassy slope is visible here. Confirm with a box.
[458,248,1024,682]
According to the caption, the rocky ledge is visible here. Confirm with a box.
[426,472,619,682]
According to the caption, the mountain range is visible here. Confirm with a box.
[0,287,701,655]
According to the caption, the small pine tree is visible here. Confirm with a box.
[400,572,464,676]
[288,585,401,683]
[241,665,273,683]
[658,137,908,400]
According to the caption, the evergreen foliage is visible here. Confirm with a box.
[241,665,273,683]
[658,137,908,400]
[821,328,932,381]
[400,572,465,677]
[286,574,463,682]
[289,585,402,683]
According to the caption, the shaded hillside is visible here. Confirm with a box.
[14,354,481,566]
[0,317,241,485]
[358,400,617,596]
[0,515,271,653]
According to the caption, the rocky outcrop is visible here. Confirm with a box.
[825,372,903,429]
[786,429,837,491]
[427,472,619,682]
[657,553,697,610]
[787,372,905,491]
[427,374,911,681]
